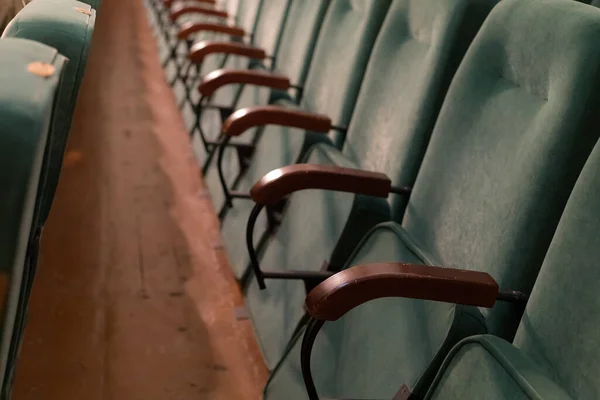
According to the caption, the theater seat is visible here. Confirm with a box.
[3,0,96,224]
[426,119,600,400]
[185,0,292,152]
[264,0,600,397]
[1,0,96,389]
[240,0,496,371]
[190,0,329,169]
[0,38,67,396]
[216,0,393,284]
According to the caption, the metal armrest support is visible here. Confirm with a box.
[301,263,528,400]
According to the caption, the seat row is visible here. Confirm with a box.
[0,0,98,396]
[146,0,600,398]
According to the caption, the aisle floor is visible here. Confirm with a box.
[12,0,268,398]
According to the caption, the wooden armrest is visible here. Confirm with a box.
[223,105,330,138]
[178,23,245,41]
[199,69,290,97]
[165,0,216,7]
[188,41,263,64]
[170,5,228,21]
[250,164,391,205]
[306,263,499,321]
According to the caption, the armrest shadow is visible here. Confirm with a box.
[250,164,392,205]
[199,69,290,97]
[188,41,264,64]
[178,23,245,41]
[306,263,499,321]
[170,5,228,21]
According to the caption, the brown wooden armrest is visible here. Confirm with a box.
[165,0,216,7]
[178,23,245,41]
[250,164,391,205]
[223,105,331,138]
[306,263,499,321]
[187,41,264,64]
[199,69,290,97]
[170,4,228,21]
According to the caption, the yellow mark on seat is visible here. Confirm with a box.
[27,62,55,77]
[75,7,92,16]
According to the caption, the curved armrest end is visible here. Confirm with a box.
[178,23,245,41]
[188,41,264,63]
[200,69,290,97]
[250,164,392,205]
[170,5,228,21]
[222,105,331,138]
[306,263,499,321]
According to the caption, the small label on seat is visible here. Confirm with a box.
[27,62,55,77]
[75,7,92,16]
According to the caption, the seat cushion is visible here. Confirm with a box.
[426,335,572,400]
[3,0,96,224]
[264,222,486,398]
[0,37,67,387]
[401,0,600,339]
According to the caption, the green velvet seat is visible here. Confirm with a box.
[222,0,494,281]
[1,0,95,389]
[217,0,394,285]
[0,38,67,395]
[264,0,600,397]
[180,0,289,153]
[190,0,329,168]
[426,122,600,400]
[241,0,497,371]
[3,0,96,224]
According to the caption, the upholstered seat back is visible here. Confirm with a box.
[3,0,95,224]
[0,37,66,389]
[513,138,600,399]
[341,0,496,220]
[403,0,600,338]
[299,0,392,147]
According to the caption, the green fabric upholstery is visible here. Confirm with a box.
[426,336,572,400]
[243,0,496,372]
[191,0,329,168]
[3,0,96,225]
[173,0,262,126]
[216,0,392,283]
[427,133,600,399]
[0,37,66,392]
[510,131,600,400]
[265,223,486,399]
[402,0,600,339]
[198,0,329,204]
[266,0,600,397]
[185,0,291,162]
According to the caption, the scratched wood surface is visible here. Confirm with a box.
[12,0,268,398]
